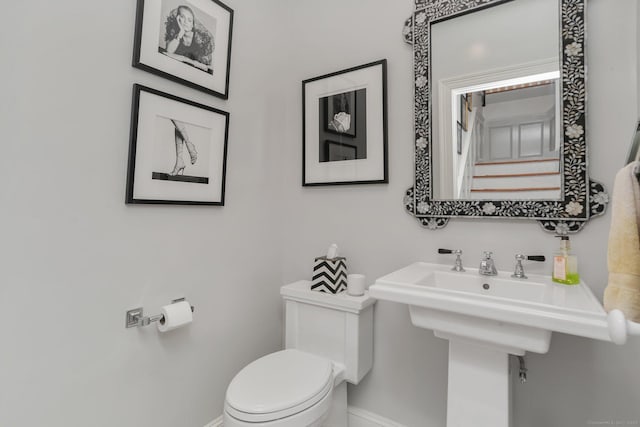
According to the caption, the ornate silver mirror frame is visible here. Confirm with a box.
[402,0,608,234]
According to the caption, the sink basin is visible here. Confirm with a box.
[370,262,610,427]
[370,262,609,354]
[417,270,548,303]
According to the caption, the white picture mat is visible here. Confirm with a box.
[305,64,385,184]
[133,91,227,202]
[139,0,231,94]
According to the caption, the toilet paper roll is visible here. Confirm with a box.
[157,301,193,332]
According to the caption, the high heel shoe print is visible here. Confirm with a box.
[169,157,186,176]
[185,140,198,165]
[169,165,185,176]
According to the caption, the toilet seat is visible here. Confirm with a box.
[224,349,334,423]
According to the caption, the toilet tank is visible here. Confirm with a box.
[281,281,376,385]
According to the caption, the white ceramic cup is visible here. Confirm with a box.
[347,274,366,296]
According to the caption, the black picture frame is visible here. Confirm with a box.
[132,0,234,99]
[302,59,388,186]
[126,84,229,205]
[460,94,468,131]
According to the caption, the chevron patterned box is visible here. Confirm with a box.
[311,256,348,294]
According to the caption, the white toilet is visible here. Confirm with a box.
[223,280,376,427]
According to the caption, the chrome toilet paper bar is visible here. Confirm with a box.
[125,298,195,329]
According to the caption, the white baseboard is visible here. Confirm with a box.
[205,407,405,427]
[203,415,223,427]
[348,406,407,427]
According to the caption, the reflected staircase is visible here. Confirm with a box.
[470,158,561,199]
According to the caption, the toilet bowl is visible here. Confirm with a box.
[223,350,336,427]
[223,280,376,427]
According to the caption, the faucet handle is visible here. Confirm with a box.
[482,251,493,259]
[515,254,546,262]
[438,249,465,272]
[512,254,546,279]
[438,248,461,255]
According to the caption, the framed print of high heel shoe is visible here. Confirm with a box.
[126,84,229,205]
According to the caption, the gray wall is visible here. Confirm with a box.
[280,0,640,426]
[0,1,287,426]
[2,1,640,427]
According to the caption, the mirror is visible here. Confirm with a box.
[406,0,609,233]
[431,0,560,200]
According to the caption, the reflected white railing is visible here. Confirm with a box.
[455,109,477,199]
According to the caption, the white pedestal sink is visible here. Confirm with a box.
[370,262,612,427]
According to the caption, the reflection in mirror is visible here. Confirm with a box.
[449,76,562,200]
[430,0,561,201]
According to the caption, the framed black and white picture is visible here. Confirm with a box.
[459,94,468,131]
[133,0,233,99]
[126,84,229,205]
[303,60,388,186]
[324,91,357,137]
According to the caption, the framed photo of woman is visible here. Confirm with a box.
[126,84,230,205]
[133,0,233,99]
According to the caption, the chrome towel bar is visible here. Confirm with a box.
[607,309,640,345]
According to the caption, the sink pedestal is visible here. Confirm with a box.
[446,338,511,427]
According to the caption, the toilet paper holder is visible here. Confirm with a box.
[125,298,195,329]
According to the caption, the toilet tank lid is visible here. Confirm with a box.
[281,280,376,313]
[226,349,333,416]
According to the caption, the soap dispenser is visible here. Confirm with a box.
[552,235,580,285]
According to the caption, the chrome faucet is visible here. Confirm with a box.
[438,248,465,272]
[511,254,546,279]
[479,252,498,276]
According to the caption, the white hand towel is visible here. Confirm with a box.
[604,161,640,322]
